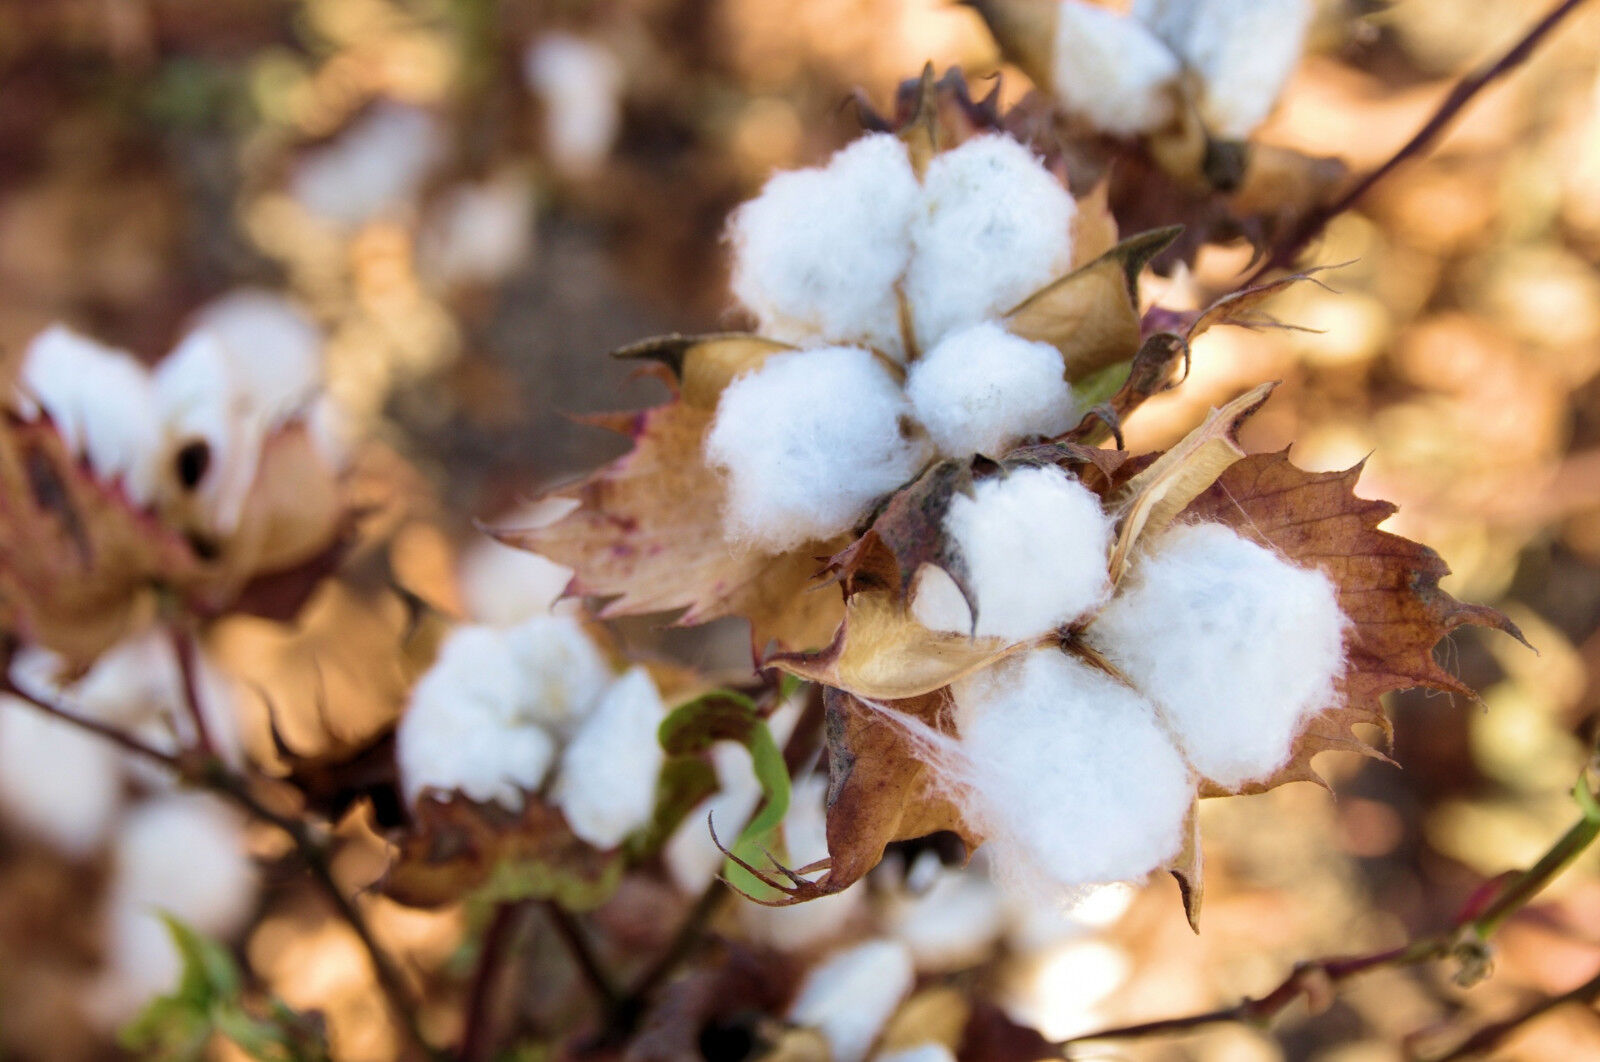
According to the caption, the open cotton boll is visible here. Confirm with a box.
[16,325,161,505]
[91,794,258,1026]
[290,102,445,227]
[905,134,1075,350]
[523,34,624,176]
[951,650,1193,888]
[787,938,915,1062]
[553,667,666,849]
[728,134,919,358]
[0,698,123,857]
[884,853,1005,973]
[499,614,613,737]
[397,625,556,808]
[1051,1,1182,137]
[419,174,537,287]
[1132,0,1312,140]
[1088,522,1347,789]
[190,291,322,417]
[704,346,929,551]
[905,322,1077,458]
[913,465,1112,641]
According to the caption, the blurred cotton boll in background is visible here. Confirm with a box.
[523,34,625,177]
[786,938,916,1062]
[417,172,538,291]
[289,102,446,229]
[0,701,124,858]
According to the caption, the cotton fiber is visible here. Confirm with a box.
[1089,522,1347,789]
[728,134,920,358]
[523,34,625,176]
[500,614,613,737]
[913,465,1113,641]
[553,666,666,849]
[905,322,1077,458]
[0,698,123,857]
[883,853,1005,973]
[1133,0,1313,139]
[905,134,1075,350]
[704,346,929,550]
[290,102,444,227]
[16,325,161,505]
[1051,1,1182,136]
[951,650,1193,888]
[787,938,916,1062]
[397,624,557,808]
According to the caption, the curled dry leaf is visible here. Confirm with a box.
[1182,451,1529,796]
[611,333,793,410]
[500,395,847,655]
[0,417,200,669]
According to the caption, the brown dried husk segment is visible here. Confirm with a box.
[1181,452,1528,797]
[497,395,846,655]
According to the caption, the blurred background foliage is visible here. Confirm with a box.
[1,0,1599,1059]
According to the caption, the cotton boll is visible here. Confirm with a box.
[787,938,915,1062]
[458,537,576,625]
[704,347,929,550]
[1088,522,1347,789]
[905,322,1077,458]
[728,134,919,358]
[419,174,537,288]
[879,1046,958,1062]
[523,34,624,176]
[397,625,556,808]
[553,667,666,849]
[189,291,322,417]
[500,615,613,737]
[914,465,1112,642]
[0,697,123,857]
[884,854,1005,973]
[91,794,258,1026]
[739,773,865,950]
[1133,0,1313,139]
[1050,1,1182,136]
[16,325,161,504]
[290,103,445,227]
[951,650,1193,888]
[905,135,1076,350]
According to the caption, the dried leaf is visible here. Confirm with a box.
[1182,452,1529,796]
[1004,227,1182,381]
[1061,331,1189,448]
[611,333,792,410]
[1069,178,1119,268]
[501,400,846,654]
[1166,803,1204,932]
[1107,382,1274,582]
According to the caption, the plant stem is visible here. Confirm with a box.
[169,624,217,758]
[544,902,624,1011]
[626,879,729,1006]
[457,900,528,1062]
[1244,0,1593,285]
[1431,962,1600,1060]
[1,679,180,770]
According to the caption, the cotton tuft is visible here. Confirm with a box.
[883,853,1005,973]
[1089,522,1347,788]
[728,134,920,357]
[290,102,444,227]
[523,34,625,176]
[704,346,928,550]
[905,134,1075,350]
[951,650,1193,888]
[499,615,613,737]
[905,322,1077,458]
[786,938,916,1062]
[0,698,124,857]
[553,666,666,849]
[1051,1,1182,136]
[1133,0,1313,139]
[914,465,1113,641]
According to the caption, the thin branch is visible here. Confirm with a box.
[0,678,180,770]
[544,901,624,1011]
[1245,0,1593,285]
[625,878,729,1006]
[169,623,217,758]
[458,900,528,1062]
[1430,962,1600,1061]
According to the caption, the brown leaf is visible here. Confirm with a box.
[0,417,200,669]
[1166,803,1204,932]
[723,688,979,904]
[1182,452,1528,796]
[611,333,792,410]
[501,400,846,654]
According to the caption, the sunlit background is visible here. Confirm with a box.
[1,0,1599,1058]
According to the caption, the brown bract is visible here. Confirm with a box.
[1183,452,1529,797]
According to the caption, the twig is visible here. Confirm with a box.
[169,624,217,758]
[1,678,180,770]
[457,901,528,1062]
[545,901,624,1011]
[625,879,729,1006]
[1244,0,1593,285]
[1430,962,1600,1060]
[1060,770,1600,1053]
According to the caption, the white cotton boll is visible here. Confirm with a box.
[419,174,537,287]
[190,291,322,418]
[1050,1,1182,136]
[704,347,929,550]
[290,103,445,227]
[1133,0,1313,140]
[523,34,624,176]
[500,615,613,737]
[787,938,915,1062]
[91,794,258,1027]
[155,330,264,537]
[951,650,1193,889]
[885,854,1005,973]
[904,322,1077,459]
[458,536,577,626]
[397,625,556,808]
[905,135,1076,351]
[913,465,1112,642]
[16,325,161,505]
[553,667,666,849]
[878,1047,958,1062]
[0,697,123,857]
[1088,522,1347,789]
[728,134,920,358]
